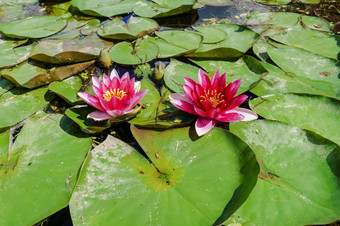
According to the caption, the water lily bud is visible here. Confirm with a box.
[97,49,112,68]
[153,61,166,81]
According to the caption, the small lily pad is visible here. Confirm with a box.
[97,17,159,40]
[155,30,203,51]
[193,26,227,43]
[48,76,83,104]
[109,39,159,65]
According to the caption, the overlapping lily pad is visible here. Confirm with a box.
[65,106,110,134]
[0,88,49,130]
[0,44,33,68]
[69,126,259,225]
[0,16,67,39]
[186,24,259,59]
[1,60,94,88]
[29,35,112,64]
[192,26,227,44]
[48,76,83,104]
[267,47,340,100]
[0,39,27,52]
[109,39,159,65]
[97,17,159,40]
[250,94,340,146]
[133,0,195,18]
[0,76,15,96]
[71,0,140,17]
[0,112,92,225]
[228,120,340,225]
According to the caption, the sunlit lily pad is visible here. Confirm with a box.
[65,106,110,134]
[69,126,259,225]
[29,35,112,64]
[193,26,227,43]
[0,88,49,130]
[0,44,33,69]
[48,76,83,104]
[71,0,140,17]
[155,30,203,51]
[0,76,15,97]
[190,56,267,94]
[254,0,291,5]
[250,94,340,146]
[0,112,92,225]
[143,36,190,58]
[228,120,340,225]
[197,0,232,6]
[186,24,259,59]
[267,47,340,100]
[97,17,159,40]
[133,0,195,18]
[1,60,94,88]
[109,39,158,65]
[0,39,27,52]
[250,62,335,98]
[0,16,67,39]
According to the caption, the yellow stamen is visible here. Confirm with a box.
[199,90,224,108]
[103,88,127,101]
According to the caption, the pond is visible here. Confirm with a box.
[0,0,339,225]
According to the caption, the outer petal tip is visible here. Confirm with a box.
[195,117,216,136]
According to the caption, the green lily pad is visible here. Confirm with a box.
[0,16,67,39]
[247,12,331,33]
[71,0,140,17]
[97,17,159,40]
[69,126,259,225]
[190,55,267,94]
[109,39,159,65]
[252,38,287,61]
[267,47,340,100]
[186,24,259,59]
[250,94,340,146]
[133,0,194,18]
[48,76,83,104]
[193,26,227,44]
[228,120,340,225]
[254,0,291,5]
[1,60,95,89]
[155,30,203,51]
[250,62,336,98]
[29,35,112,64]
[65,106,110,134]
[0,39,27,52]
[143,36,190,58]
[0,76,15,97]
[0,44,33,69]
[164,58,199,93]
[0,87,49,130]
[0,112,92,225]
[269,27,340,60]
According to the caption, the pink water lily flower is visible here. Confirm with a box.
[169,69,257,136]
[78,69,148,121]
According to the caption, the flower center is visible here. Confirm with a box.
[200,89,224,108]
[103,88,127,101]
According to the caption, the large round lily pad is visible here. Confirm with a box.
[227,120,340,225]
[0,112,92,225]
[0,16,67,39]
[69,126,259,225]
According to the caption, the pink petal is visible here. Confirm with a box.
[92,77,101,89]
[227,108,258,121]
[88,110,113,121]
[110,69,119,79]
[219,72,226,90]
[170,93,196,115]
[102,73,111,87]
[184,77,197,90]
[126,89,148,110]
[195,117,216,136]
[183,85,195,101]
[134,81,141,92]
[224,79,242,101]
[169,93,194,105]
[198,69,211,90]
[210,70,220,90]
[215,112,244,123]
[106,109,122,117]
[193,105,209,117]
[225,94,248,111]
[99,98,114,111]
[78,92,105,112]
[92,85,103,99]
